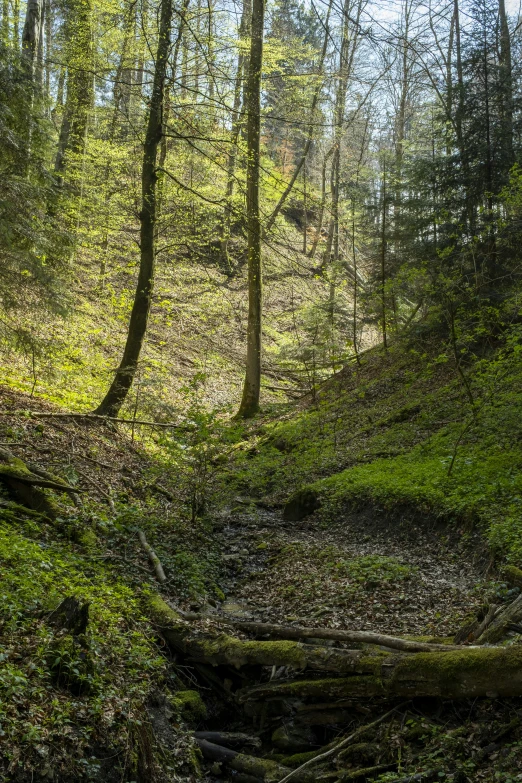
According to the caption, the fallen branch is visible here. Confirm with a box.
[194,731,261,750]
[0,410,187,429]
[196,739,314,782]
[380,772,437,783]
[137,530,167,583]
[276,703,409,783]
[27,463,82,506]
[0,467,84,494]
[231,620,473,653]
[335,762,397,781]
[74,468,115,511]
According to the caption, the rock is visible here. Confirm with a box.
[283,487,321,522]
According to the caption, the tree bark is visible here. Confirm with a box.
[54,0,94,176]
[264,0,333,234]
[21,0,44,77]
[239,645,522,703]
[93,0,174,417]
[498,0,513,164]
[220,0,252,268]
[236,0,265,418]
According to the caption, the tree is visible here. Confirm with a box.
[94,0,175,417]
[54,0,94,177]
[236,0,266,418]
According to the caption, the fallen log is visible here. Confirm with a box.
[0,448,60,518]
[137,529,167,583]
[196,739,315,782]
[145,594,385,672]
[231,621,472,653]
[194,731,261,750]
[146,595,522,699]
[239,645,522,703]
[275,705,408,783]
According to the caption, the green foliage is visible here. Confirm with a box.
[338,555,414,584]
[0,513,165,776]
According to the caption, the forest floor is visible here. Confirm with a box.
[214,504,488,638]
[2,324,522,783]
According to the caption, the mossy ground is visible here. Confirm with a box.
[224,324,522,566]
[0,387,224,781]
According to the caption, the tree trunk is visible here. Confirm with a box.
[220,0,252,268]
[2,0,8,44]
[239,645,522,703]
[93,0,174,417]
[236,0,265,418]
[21,0,44,77]
[380,155,387,350]
[264,0,333,234]
[54,0,94,176]
[498,0,513,164]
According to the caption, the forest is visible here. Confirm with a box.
[2,0,522,779]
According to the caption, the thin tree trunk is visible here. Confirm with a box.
[54,0,94,176]
[44,0,51,99]
[308,146,333,261]
[381,156,387,350]
[351,198,360,364]
[498,0,513,164]
[220,0,252,267]
[93,0,174,417]
[14,0,20,48]
[236,0,265,418]
[156,0,189,232]
[2,0,8,44]
[21,0,44,77]
[321,0,363,272]
[264,0,333,233]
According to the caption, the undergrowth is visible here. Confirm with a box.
[226,320,522,565]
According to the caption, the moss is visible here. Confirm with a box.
[392,646,522,698]
[244,675,385,701]
[337,742,380,763]
[0,456,34,479]
[144,592,183,628]
[196,634,308,669]
[77,528,98,550]
[502,565,522,589]
[233,754,314,782]
[169,690,207,723]
[281,749,325,768]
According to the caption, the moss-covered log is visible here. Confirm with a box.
[0,449,59,518]
[196,739,315,782]
[239,646,522,702]
[144,594,382,672]
[0,448,81,519]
